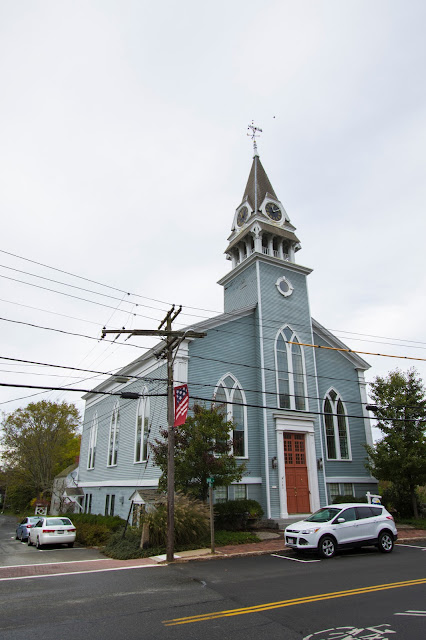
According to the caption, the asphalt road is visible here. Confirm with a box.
[1,515,425,639]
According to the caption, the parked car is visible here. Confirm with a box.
[16,516,41,541]
[284,503,398,558]
[27,516,76,549]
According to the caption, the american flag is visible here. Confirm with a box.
[174,384,189,427]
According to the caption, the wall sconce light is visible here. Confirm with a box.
[271,456,278,470]
[317,457,323,471]
[119,496,124,505]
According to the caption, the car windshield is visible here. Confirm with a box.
[304,507,342,523]
[45,518,72,526]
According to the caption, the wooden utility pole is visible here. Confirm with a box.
[101,306,206,562]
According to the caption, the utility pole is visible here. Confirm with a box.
[101,306,206,562]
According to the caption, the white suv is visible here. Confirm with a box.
[284,503,398,558]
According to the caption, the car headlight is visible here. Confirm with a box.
[300,528,321,534]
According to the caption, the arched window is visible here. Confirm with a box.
[275,326,307,411]
[213,374,247,458]
[87,412,98,470]
[135,391,150,463]
[323,389,351,460]
[107,402,120,467]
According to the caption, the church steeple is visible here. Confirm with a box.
[241,155,278,215]
[225,133,301,270]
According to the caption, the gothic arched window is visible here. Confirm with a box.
[107,402,120,467]
[135,391,150,463]
[323,389,351,460]
[213,374,247,458]
[275,326,307,411]
[87,412,98,470]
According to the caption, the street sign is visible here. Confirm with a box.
[206,477,215,486]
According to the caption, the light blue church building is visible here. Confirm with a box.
[77,150,377,522]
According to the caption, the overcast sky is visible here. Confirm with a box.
[0,1,425,438]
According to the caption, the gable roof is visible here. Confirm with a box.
[82,305,257,400]
[312,318,370,370]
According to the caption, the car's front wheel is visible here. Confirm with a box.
[36,537,44,550]
[318,535,336,559]
[378,531,394,553]
[27,536,32,546]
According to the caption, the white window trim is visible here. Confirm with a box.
[87,412,98,470]
[214,372,248,459]
[107,402,120,467]
[323,388,352,461]
[327,482,354,502]
[134,390,150,464]
[274,326,309,412]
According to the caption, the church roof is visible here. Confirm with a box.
[241,155,278,212]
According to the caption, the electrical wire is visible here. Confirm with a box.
[0,381,420,423]
[3,248,425,349]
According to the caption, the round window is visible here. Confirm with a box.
[276,276,294,298]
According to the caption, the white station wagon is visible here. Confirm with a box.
[27,517,76,549]
[284,503,398,558]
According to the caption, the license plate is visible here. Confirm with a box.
[57,530,64,535]
[287,537,297,544]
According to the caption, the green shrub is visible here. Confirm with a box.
[380,484,421,518]
[397,517,426,529]
[144,493,210,547]
[70,513,125,530]
[214,499,264,531]
[103,528,164,559]
[212,530,260,545]
[70,513,126,546]
[331,495,367,504]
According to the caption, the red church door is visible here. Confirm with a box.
[284,433,310,514]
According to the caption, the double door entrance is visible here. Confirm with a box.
[284,432,310,514]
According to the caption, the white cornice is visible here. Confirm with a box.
[218,252,313,287]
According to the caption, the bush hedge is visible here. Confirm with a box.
[70,513,126,546]
[214,499,264,530]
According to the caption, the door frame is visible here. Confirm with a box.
[274,412,321,519]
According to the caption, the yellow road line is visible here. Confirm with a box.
[163,577,426,626]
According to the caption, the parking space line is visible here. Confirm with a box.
[397,543,426,550]
[395,610,426,617]
[271,554,321,563]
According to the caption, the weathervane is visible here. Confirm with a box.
[247,120,262,155]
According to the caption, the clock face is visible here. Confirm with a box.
[237,206,249,226]
[265,202,282,221]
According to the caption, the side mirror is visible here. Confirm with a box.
[337,517,346,523]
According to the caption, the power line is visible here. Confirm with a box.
[2,312,425,393]
[0,274,162,322]
[3,252,426,357]
[0,355,372,409]
[0,381,419,423]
